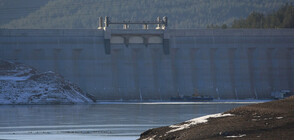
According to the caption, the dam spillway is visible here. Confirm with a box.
[0,29,293,100]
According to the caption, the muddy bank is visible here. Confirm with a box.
[139,96,294,140]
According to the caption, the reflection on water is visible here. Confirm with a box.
[0,103,247,140]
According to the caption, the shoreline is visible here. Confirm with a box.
[0,100,271,105]
[95,100,271,105]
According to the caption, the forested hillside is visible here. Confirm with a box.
[0,0,49,26]
[1,0,293,29]
[232,4,294,28]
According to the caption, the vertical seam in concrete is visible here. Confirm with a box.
[117,49,124,100]
[53,48,61,72]
[171,48,178,95]
[132,48,139,99]
[190,48,198,94]
[72,48,82,84]
[210,48,217,98]
[285,48,291,90]
[152,48,161,99]
[152,48,158,98]
[290,49,294,92]
[248,48,256,98]
[111,49,119,99]
[267,48,274,91]
[229,48,236,99]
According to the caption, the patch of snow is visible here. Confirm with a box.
[225,134,246,138]
[0,75,31,81]
[276,117,283,119]
[167,113,234,133]
[45,71,55,74]
[264,118,273,120]
[142,135,156,140]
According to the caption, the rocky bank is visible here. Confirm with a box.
[0,60,95,104]
[139,96,294,140]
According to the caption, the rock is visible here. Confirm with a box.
[0,60,95,104]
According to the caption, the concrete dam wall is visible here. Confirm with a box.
[0,29,293,100]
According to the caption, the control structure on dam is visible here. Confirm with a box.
[99,16,170,55]
[0,17,294,100]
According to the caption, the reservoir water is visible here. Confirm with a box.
[0,102,256,140]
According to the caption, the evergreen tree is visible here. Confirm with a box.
[232,4,294,28]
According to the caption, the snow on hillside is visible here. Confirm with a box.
[0,60,94,104]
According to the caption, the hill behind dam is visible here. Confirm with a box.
[1,0,293,29]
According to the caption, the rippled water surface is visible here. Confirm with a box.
[0,103,252,140]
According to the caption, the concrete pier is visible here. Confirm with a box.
[0,29,294,100]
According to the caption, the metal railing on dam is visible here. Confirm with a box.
[0,29,293,100]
